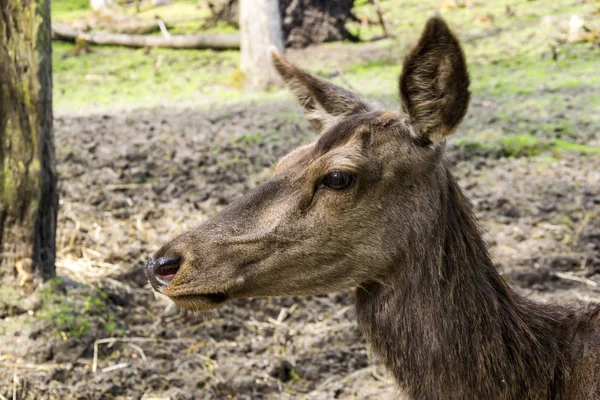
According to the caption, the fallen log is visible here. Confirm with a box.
[106,20,166,35]
[52,22,240,50]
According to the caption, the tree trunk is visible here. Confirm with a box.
[0,0,58,289]
[280,0,357,48]
[239,0,284,90]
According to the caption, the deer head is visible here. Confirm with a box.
[147,16,470,311]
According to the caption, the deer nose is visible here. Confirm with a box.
[146,255,182,290]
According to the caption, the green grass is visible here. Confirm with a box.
[52,0,90,20]
[51,0,237,110]
[0,278,121,343]
[51,0,600,163]
[37,279,120,339]
[453,134,600,159]
[470,52,600,97]
[52,0,227,31]
[554,140,600,154]
[502,134,544,157]
[53,42,241,110]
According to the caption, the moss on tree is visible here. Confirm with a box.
[0,0,57,291]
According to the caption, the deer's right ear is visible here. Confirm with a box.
[399,16,470,145]
[271,49,371,134]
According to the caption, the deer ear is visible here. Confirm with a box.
[399,16,470,144]
[271,49,371,134]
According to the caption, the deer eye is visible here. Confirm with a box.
[321,170,355,191]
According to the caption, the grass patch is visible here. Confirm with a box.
[502,134,545,157]
[553,140,600,154]
[453,134,600,159]
[0,285,28,317]
[471,53,600,97]
[227,67,247,89]
[52,0,90,20]
[37,279,120,339]
[53,42,241,110]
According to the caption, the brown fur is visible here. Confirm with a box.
[148,16,600,399]
[400,17,470,144]
[271,49,372,133]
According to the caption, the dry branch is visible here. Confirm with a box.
[52,22,240,50]
[370,0,389,37]
[0,361,73,371]
[554,272,598,287]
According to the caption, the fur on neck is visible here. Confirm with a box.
[355,166,591,399]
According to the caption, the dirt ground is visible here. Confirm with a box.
[2,47,600,400]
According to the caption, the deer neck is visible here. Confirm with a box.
[355,167,573,399]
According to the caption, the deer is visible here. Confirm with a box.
[146,16,600,399]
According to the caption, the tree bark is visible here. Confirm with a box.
[239,0,284,90]
[52,22,241,49]
[0,0,58,288]
[280,0,357,48]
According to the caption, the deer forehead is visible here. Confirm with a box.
[275,111,402,177]
[274,143,313,175]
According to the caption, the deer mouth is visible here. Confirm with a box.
[169,292,229,310]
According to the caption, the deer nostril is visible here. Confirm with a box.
[152,255,182,286]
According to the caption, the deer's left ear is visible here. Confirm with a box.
[271,49,372,134]
[399,16,470,144]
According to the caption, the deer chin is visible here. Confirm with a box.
[167,292,229,311]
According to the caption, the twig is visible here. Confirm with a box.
[97,261,121,270]
[265,375,283,392]
[93,338,125,373]
[538,223,565,231]
[312,322,356,335]
[178,318,224,334]
[554,272,598,287]
[0,392,8,400]
[157,18,171,38]
[82,247,103,258]
[127,344,147,362]
[105,183,154,191]
[317,366,372,391]
[103,278,133,293]
[370,0,390,37]
[576,294,600,303]
[333,305,352,318]
[69,220,80,250]
[1,362,72,371]
[246,319,275,329]
[574,212,595,247]
[12,370,16,400]
[92,337,200,372]
[52,23,240,50]
[268,303,298,325]
[102,362,129,373]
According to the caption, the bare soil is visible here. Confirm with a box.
[1,88,599,399]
